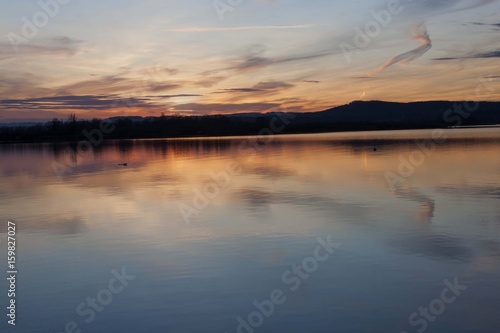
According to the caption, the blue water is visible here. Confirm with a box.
[1,129,499,333]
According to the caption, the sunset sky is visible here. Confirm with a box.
[1,0,499,122]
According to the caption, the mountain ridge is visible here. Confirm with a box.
[1,100,499,143]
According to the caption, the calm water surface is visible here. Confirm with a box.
[1,129,499,333]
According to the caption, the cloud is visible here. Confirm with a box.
[370,24,432,76]
[401,0,497,16]
[137,67,179,77]
[253,81,294,90]
[146,83,181,93]
[56,76,140,96]
[148,94,202,98]
[0,92,174,121]
[0,71,52,99]
[461,49,500,58]
[207,44,336,74]
[434,49,500,60]
[171,102,280,115]
[235,50,334,73]
[214,88,263,94]
[56,75,182,96]
[214,81,294,97]
[0,36,83,62]
[445,0,497,13]
[194,76,227,88]
[303,80,321,83]
[0,70,192,112]
[470,21,500,28]
[0,95,152,111]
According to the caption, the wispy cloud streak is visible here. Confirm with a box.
[434,49,500,60]
[370,24,432,76]
[167,25,312,32]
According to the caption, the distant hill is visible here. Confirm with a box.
[292,100,500,132]
[0,100,499,143]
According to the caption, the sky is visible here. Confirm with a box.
[0,0,499,122]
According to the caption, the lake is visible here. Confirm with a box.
[1,128,499,333]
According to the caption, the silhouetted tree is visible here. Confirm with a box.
[67,113,77,123]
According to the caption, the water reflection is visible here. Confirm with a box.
[389,233,474,262]
[0,129,500,333]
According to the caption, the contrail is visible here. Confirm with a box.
[370,24,432,76]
